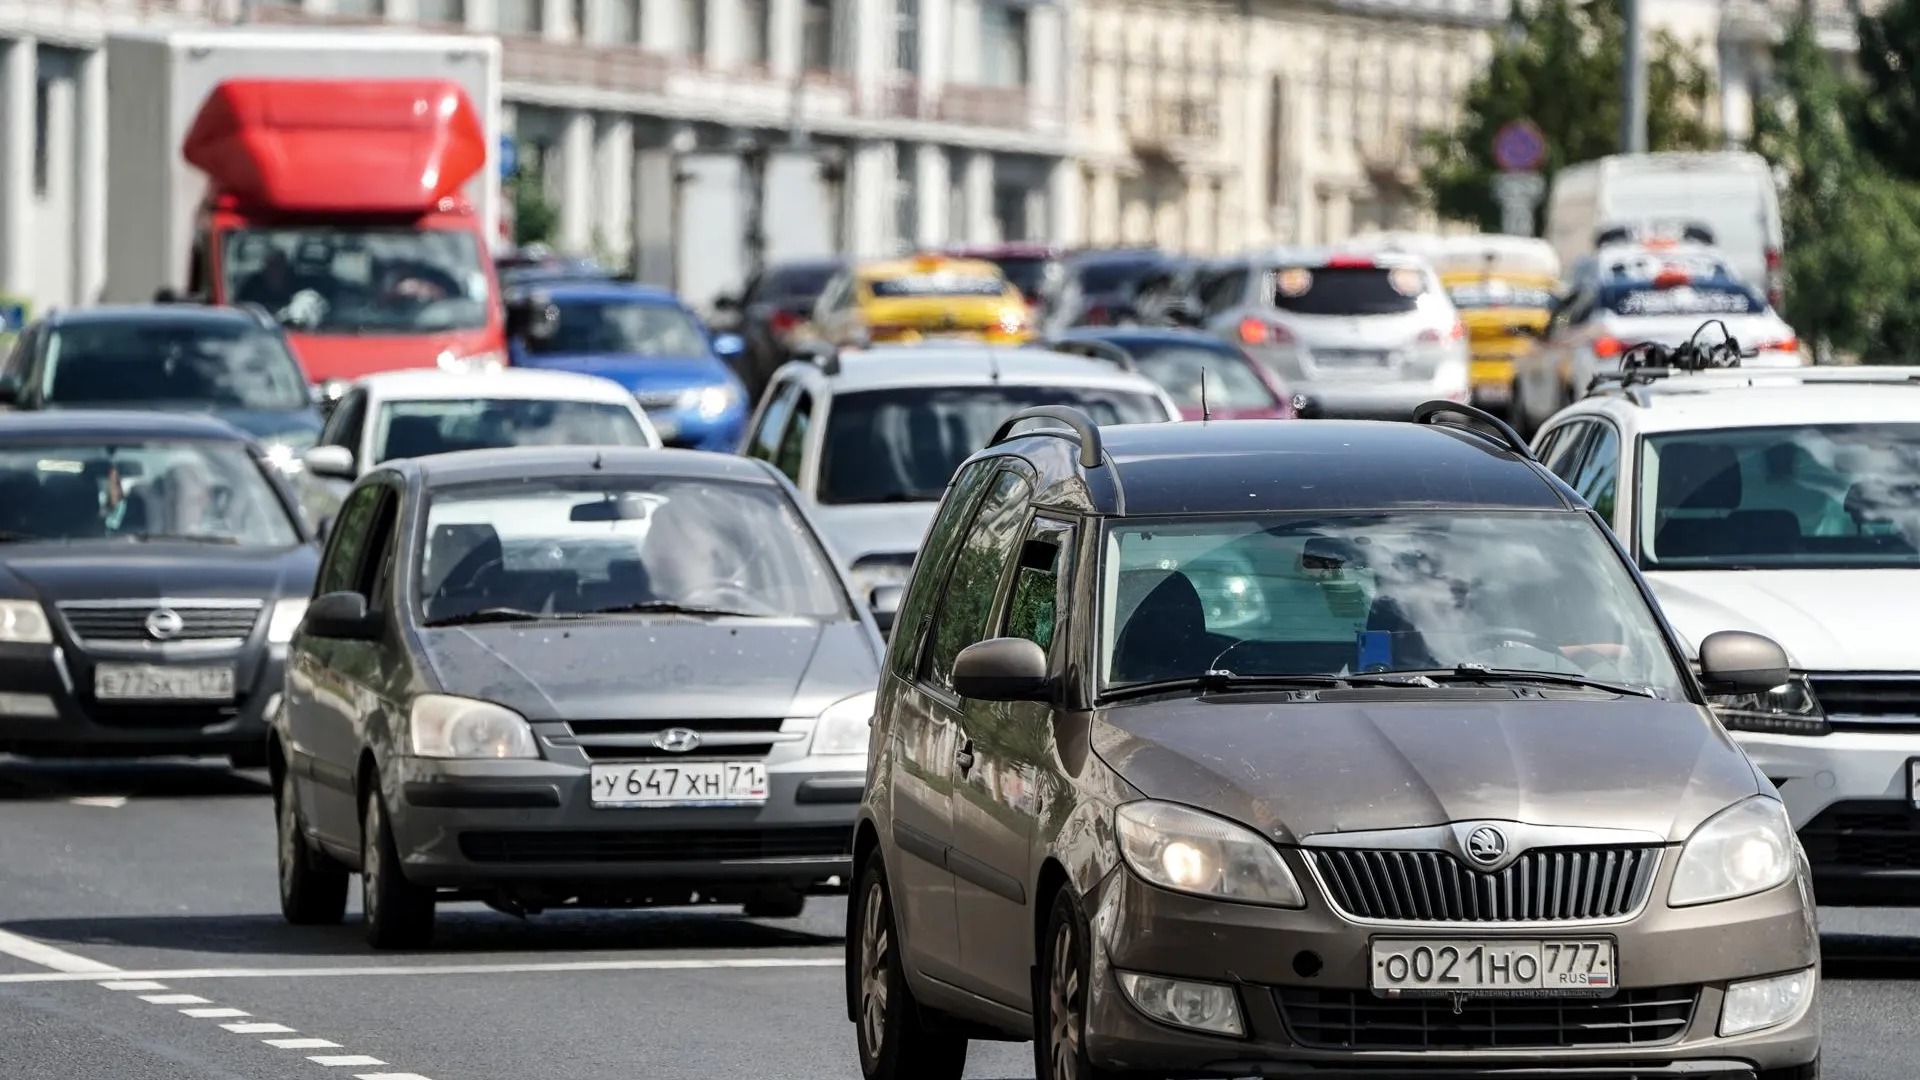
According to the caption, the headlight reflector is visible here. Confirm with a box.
[811,690,876,757]
[0,600,52,644]
[266,598,309,644]
[1116,972,1245,1037]
[1114,800,1304,908]
[1719,968,1816,1037]
[408,694,538,759]
[681,384,738,420]
[1669,796,1797,907]
[1707,675,1829,736]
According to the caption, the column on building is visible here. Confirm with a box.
[962,150,994,243]
[915,0,951,107]
[1025,0,1063,126]
[37,65,75,311]
[914,142,950,247]
[464,0,500,33]
[1085,164,1119,246]
[383,0,421,21]
[1047,157,1081,247]
[852,0,888,115]
[558,109,596,255]
[707,0,743,68]
[948,0,981,85]
[643,0,685,51]
[769,0,803,75]
[0,38,34,301]
[540,0,574,38]
[847,140,892,256]
[595,114,636,266]
[73,46,105,306]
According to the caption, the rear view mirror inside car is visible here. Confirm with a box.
[570,494,649,522]
[1298,536,1367,578]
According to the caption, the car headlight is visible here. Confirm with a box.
[1706,674,1829,736]
[1668,796,1798,907]
[1114,800,1305,908]
[0,600,52,644]
[437,349,507,374]
[266,598,309,644]
[408,693,539,759]
[679,384,739,420]
[261,431,320,475]
[811,690,876,757]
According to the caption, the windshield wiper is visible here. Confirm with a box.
[1394,665,1658,699]
[123,533,240,545]
[424,606,576,627]
[585,601,767,619]
[1104,669,1439,700]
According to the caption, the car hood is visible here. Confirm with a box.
[514,353,731,391]
[415,617,877,722]
[1648,568,1920,671]
[0,541,317,601]
[810,503,939,566]
[1091,697,1761,843]
[41,404,323,444]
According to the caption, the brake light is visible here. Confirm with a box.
[1758,336,1799,353]
[1419,320,1467,344]
[1652,268,1691,289]
[1325,255,1375,268]
[1765,248,1784,309]
[770,309,801,335]
[1593,336,1625,359]
[1239,317,1295,346]
[1765,248,1782,270]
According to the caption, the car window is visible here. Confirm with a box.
[773,390,813,482]
[1268,265,1425,316]
[357,487,402,604]
[864,271,1012,300]
[316,482,385,595]
[1125,344,1277,410]
[1099,510,1686,698]
[1002,518,1074,652]
[920,468,1033,691]
[0,438,302,547]
[1447,280,1556,310]
[1570,423,1621,521]
[323,388,367,453]
[768,264,840,303]
[1599,282,1766,318]
[1542,421,1595,480]
[524,301,711,357]
[1201,268,1248,314]
[39,320,309,411]
[223,225,490,333]
[1640,422,1920,569]
[371,398,649,463]
[747,379,801,463]
[891,459,1002,675]
[988,257,1050,302]
[1076,259,1158,295]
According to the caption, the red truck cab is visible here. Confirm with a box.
[180,78,506,386]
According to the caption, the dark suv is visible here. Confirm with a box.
[846,403,1821,1080]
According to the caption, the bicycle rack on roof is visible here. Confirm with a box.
[989,404,1105,468]
[1412,400,1538,461]
[1585,318,1756,401]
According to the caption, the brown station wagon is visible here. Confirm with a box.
[845,403,1821,1080]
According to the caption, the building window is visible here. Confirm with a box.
[598,0,641,43]
[1316,60,1332,142]
[993,180,1027,241]
[895,0,919,74]
[894,146,917,252]
[743,0,770,64]
[802,0,834,70]
[685,0,708,56]
[331,0,384,15]
[1266,76,1285,211]
[32,77,49,197]
[982,3,1029,88]
[417,0,466,25]
[496,0,541,33]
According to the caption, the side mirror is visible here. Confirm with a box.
[952,637,1051,701]
[712,332,746,358]
[868,583,904,636]
[302,445,356,480]
[303,590,382,641]
[1697,630,1791,695]
[1508,323,1543,339]
[711,293,740,312]
[153,286,181,304]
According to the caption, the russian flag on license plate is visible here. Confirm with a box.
[1587,973,1612,986]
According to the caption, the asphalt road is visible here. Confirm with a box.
[1,758,1917,1080]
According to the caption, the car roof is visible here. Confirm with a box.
[42,303,270,328]
[1571,371,1920,433]
[1054,327,1245,352]
[394,446,778,489]
[517,280,682,303]
[0,409,253,441]
[353,368,639,403]
[990,417,1570,517]
[855,255,1007,281]
[794,346,1174,394]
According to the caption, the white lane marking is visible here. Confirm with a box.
[0,955,842,984]
[310,1056,387,1067]
[100,980,168,991]
[69,795,128,808]
[0,928,120,973]
[181,1007,251,1018]
[356,1075,436,1080]
[221,1022,295,1033]
[265,1038,341,1049]
[140,993,212,1004]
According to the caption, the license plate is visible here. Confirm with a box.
[1474,382,1513,404]
[94,664,235,701]
[589,761,768,807]
[1370,938,1615,997]
[1314,349,1390,367]
[1908,758,1920,809]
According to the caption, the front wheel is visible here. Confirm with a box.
[849,858,967,1080]
[1036,887,1126,1080]
[360,788,436,950]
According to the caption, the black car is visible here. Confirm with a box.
[272,446,885,947]
[712,258,847,403]
[0,304,324,476]
[1041,249,1168,333]
[0,411,318,765]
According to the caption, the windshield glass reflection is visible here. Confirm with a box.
[223,227,491,334]
[0,440,301,546]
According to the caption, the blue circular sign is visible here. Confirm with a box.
[1493,120,1547,173]
[499,134,519,180]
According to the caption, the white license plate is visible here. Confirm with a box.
[589,761,768,807]
[1370,938,1615,997]
[1474,382,1513,404]
[94,664,236,702]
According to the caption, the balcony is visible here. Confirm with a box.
[1126,97,1221,169]
[934,84,1031,128]
[504,37,673,96]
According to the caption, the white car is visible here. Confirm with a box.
[294,368,661,531]
[737,344,1181,633]
[1531,358,1920,905]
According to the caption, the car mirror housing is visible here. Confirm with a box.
[952,637,1051,701]
[868,583,904,637]
[304,590,381,641]
[1697,630,1791,695]
[302,445,356,480]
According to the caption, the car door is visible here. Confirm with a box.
[949,513,1074,1009]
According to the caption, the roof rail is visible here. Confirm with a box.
[990,404,1104,468]
[795,341,840,376]
[1412,400,1536,461]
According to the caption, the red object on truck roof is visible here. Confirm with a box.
[182,78,487,215]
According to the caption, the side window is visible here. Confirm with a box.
[315,484,384,596]
[356,489,402,605]
[748,378,801,462]
[891,459,1000,675]
[322,389,368,454]
[1570,423,1622,522]
[1201,269,1247,315]
[1,324,34,382]
[921,469,1034,692]
[773,390,813,482]
[1542,420,1594,482]
[1002,518,1075,653]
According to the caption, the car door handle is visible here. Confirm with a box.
[955,742,975,773]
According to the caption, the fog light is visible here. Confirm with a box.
[0,692,58,718]
[1720,968,1815,1037]
[1116,971,1244,1037]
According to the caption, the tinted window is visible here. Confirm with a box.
[1076,259,1157,295]
[317,483,384,595]
[922,469,1031,690]
[1268,266,1424,316]
[988,256,1050,301]
[419,475,846,624]
[1600,283,1764,317]
[40,320,308,411]
[0,439,301,547]
[767,264,840,302]
[528,301,711,356]
[1640,423,1920,569]
[891,460,1000,673]
[774,391,813,482]
[1124,344,1278,410]
[1447,281,1556,310]
[867,272,1010,299]
[223,226,490,333]
[1571,424,1621,521]
[817,385,1169,505]
[747,380,801,462]
[372,398,648,463]
[1005,525,1072,651]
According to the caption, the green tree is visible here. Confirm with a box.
[1421,0,1717,233]
[1852,1,1920,184]
[509,162,559,247]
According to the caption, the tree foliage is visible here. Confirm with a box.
[1421,0,1717,233]
[509,162,559,247]
[1852,2,1920,185]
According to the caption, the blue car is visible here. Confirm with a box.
[506,281,751,452]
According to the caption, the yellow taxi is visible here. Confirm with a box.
[809,253,1034,348]
[1430,235,1561,415]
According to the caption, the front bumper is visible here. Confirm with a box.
[1080,861,1819,1078]
[1737,725,1920,903]
[0,641,282,758]
[641,405,748,453]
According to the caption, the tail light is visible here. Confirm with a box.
[770,309,802,336]
[1652,268,1691,289]
[1765,248,1784,309]
[1418,320,1467,344]
[1239,317,1295,346]
[1083,303,1110,324]
[1757,335,1800,354]
[1325,255,1375,268]
[1593,336,1625,359]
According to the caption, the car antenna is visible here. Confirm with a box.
[591,450,603,470]
[987,349,1002,383]
[1200,368,1212,421]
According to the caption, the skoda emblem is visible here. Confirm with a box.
[1466,825,1508,865]
[144,607,185,641]
[652,727,701,754]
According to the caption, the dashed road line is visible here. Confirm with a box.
[140,993,212,1005]
[266,1038,342,1050]
[223,1022,297,1033]
[100,979,168,991]
[310,1056,387,1067]
[0,955,843,984]
[356,1074,435,1079]
[181,1006,252,1018]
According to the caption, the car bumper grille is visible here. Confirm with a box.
[1801,800,1920,870]
[1308,846,1662,922]
[58,600,262,645]
[1274,986,1698,1050]
[458,827,851,864]
[1807,675,1920,733]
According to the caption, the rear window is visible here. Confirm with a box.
[1075,259,1159,295]
[1268,266,1425,316]
[1601,283,1765,317]
[767,264,839,301]
[866,272,1007,299]
[988,256,1050,300]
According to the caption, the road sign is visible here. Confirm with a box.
[1494,171,1546,236]
[499,134,519,180]
[1493,120,1547,173]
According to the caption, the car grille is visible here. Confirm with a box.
[85,702,246,730]
[1274,986,1697,1050]
[1807,676,1920,732]
[1801,800,1920,870]
[1308,846,1662,923]
[567,717,789,761]
[458,827,851,864]
[58,600,262,645]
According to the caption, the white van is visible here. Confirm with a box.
[1544,152,1784,306]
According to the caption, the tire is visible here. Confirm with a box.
[1036,887,1126,1080]
[276,767,347,926]
[229,744,269,770]
[743,888,807,919]
[360,787,436,950]
[849,857,967,1080]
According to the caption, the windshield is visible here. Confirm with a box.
[1076,259,1157,295]
[1447,281,1556,310]
[418,476,846,624]
[41,320,309,411]
[222,226,491,334]
[1099,511,1685,697]
[525,301,711,357]
[1601,282,1765,317]
[866,272,1010,299]
[0,440,300,546]
[1641,424,1920,570]
[987,257,1050,301]
[767,264,839,302]
[373,398,650,464]
[1269,266,1426,316]
[1122,344,1277,410]
[819,385,1170,505]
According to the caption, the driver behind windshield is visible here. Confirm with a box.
[237,249,302,312]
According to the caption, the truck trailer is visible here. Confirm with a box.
[104,27,507,385]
